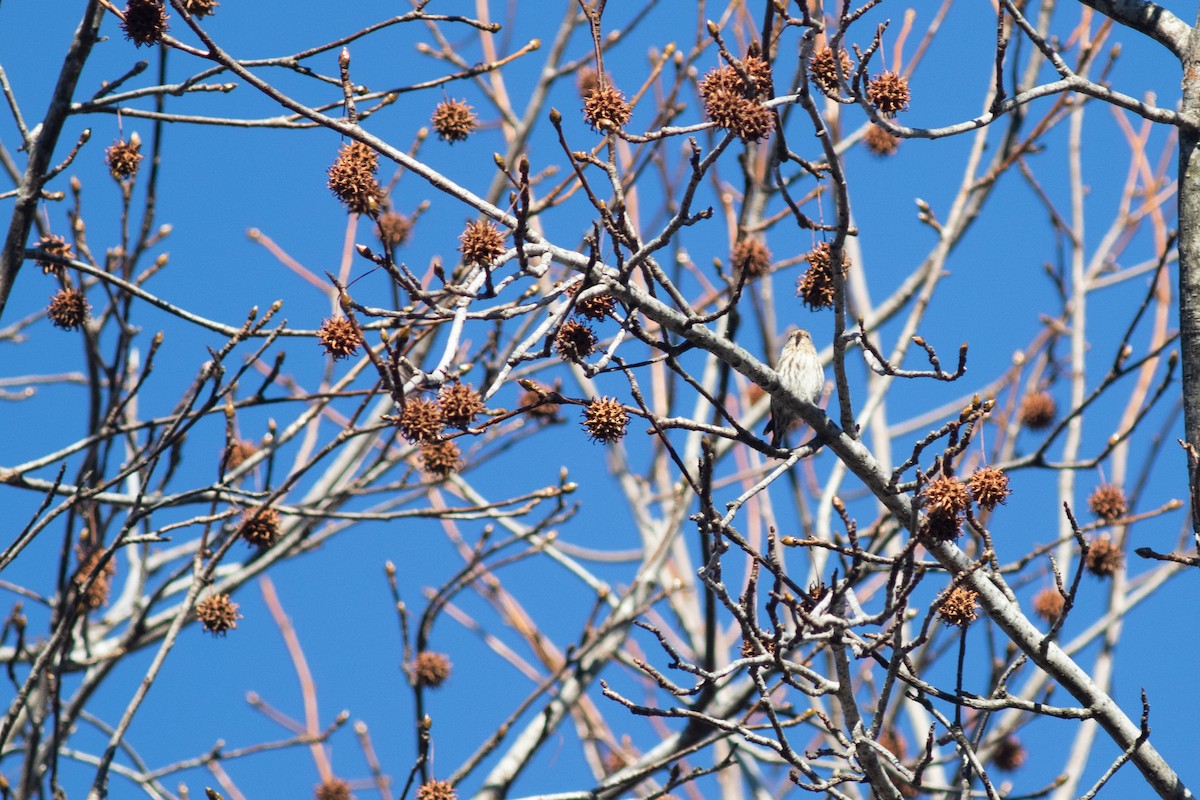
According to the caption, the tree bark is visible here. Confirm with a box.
[1179,16,1200,537]
[0,0,105,320]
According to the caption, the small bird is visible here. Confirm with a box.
[764,329,823,448]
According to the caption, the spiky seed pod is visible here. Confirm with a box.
[317,317,361,360]
[225,439,258,470]
[183,0,218,16]
[699,64,743,99]
[196,593,241,635]
[377,211,412,248]
[431,98,478,143]
[922,510,962,542]
[809,46,852,96]
[74,546,115,610]
[864,124,900,156]
[416,780,457,800]
[1018,391,1056,429]
[519,383,559,420]
[866,71,911,117]
[797,241,850,310]
[438,383,486,428]
[583,84,632,131]
[701,87,774,142]
[993,736,1027,772]
[395,398,444,444]
[239,506,280,548]
[739,629,775,658]
[1088,483,1127,521]
[1032,587,1065,621]
[105,134,143,180]
[122,0,168,47]
[568,284,617,320]
[968,467,1011,511]
[936,585,979,627]
[922,476,971,518]
[47,288,90,331]
[412,651,452,688]
[555,319,597,362]
[699,56,773,101]
[458,220,507,266]
[732,237,772,279]
[327,141,383,214]
[314,779,351,800]
[1085,536,1124,578]
[420,440,461,478]
[582,397,630,444]
[36,234,73,274]
[738,54,774,96]
[920,476,970,541]
[577,67,599,99]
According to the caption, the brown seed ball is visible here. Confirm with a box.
[577,67,599,99]
[796,242,849,310]
[395,398,444,444]
[866,71,911,117]
[583,84,632,131]
[582,397,630,444]
[1087,483,1127,521]
[1085,536,1124,578]
[239,506,280,548]
[809,46,852,96]
[700,56,773,99]
[122,0,168,47]
[922,510,963,542]
[36,234,73,274]
[105,134,144,180]
[73,546,116,610]
[555,318,597,362]
[327,141,383,214]
[1032,587,1065,621]
[317,317,361,361]
[416,780,457,800]
[699,64,743,100]
[921,476,971,518]
[864,124,900,156]
[993,736,1027,772]
[968,467,1011,511]
[569,285,617,321]
[431,98,478,143]
[420,440,461,478]
[936,585,979,627]
[458,220,507,266]
[701,87,774,142]
[519,383,559,421]
[377,211,413,248]
[196,593,241,636]
[224,438,258,470]
[412,651,452,688]
[732,237,772,279]
[1019,391,1056,429]
[47,288,90,331]
[183,0,218,16]
[737,54,774,96]
[438,383,486,428]
[314,778,350,800]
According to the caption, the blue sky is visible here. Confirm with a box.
[2,1,1199,798]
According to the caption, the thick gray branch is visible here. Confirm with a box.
[1076,0,1191,59]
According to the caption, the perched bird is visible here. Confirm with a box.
[764,329,823,448]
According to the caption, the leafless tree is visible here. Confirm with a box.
[2,1,1199,798]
